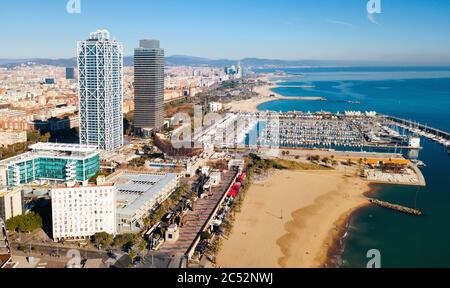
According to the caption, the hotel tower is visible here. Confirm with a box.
[77,29,124,151]
[134,39,165,137]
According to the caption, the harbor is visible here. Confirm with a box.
[385,115,450,153]
[239,111,423,151]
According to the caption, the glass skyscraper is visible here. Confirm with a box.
[134,39,165,136]
[78,30,124,151]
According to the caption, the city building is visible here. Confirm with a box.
[0,218,12,269]
[409,136,421,148]
[43,78,55,85]
[0,109,31,131]
[66,67,75,80]
[0,143,100,187]
[134,39,165,136]
[51,184,116,241]
[0,130,27,147]
[209,102,223,112]
[0,187,23,221]
[224,63,243,79]
[106,171,179,232]
[78,29,124,151]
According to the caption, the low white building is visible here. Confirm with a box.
[409,136,421,148]
[106,172,180,233]
[228,159,245,172]
[209,172,221,186]
[209,102,223,112]
[51,184,116,242]
[201,166,210,176]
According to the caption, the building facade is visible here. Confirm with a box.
[66,67,75,80]
[51,184,116,241]
[134,39,165,136]
[0,143,100,187]
[78,29,124,151]
[209,102,223,112]
[0,130,27,147]
[0,187,23,221]
[0,218,12,269]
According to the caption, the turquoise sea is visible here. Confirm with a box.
[255,67,450,268]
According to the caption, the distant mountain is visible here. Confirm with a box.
[0,55,401,68]
[0,55,235,68]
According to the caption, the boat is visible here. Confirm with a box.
[411,159,426,167]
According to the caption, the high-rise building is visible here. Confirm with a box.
[134,39,165,137]
[78,29,124,151]
[51,184,116,241]
[66,67,75,80]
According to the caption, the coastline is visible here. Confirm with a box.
[216,169,371,268]
[227,82,325,113]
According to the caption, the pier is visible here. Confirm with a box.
[367,198,423,216]
[385,116,450,148]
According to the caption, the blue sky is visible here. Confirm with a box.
[1,0,450,64]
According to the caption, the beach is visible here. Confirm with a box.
[227,83,325,113]
[216,169,370,268]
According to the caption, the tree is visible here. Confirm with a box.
[113,234,139,251]
[139,240,147,253]
[93,232,114,248]
[6,212,43,233]
[129,249,138,262]
[200,231,212,240]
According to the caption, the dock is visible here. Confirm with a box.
[385,115,450,149]
[367,198,423,216]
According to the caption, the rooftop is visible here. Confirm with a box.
[0,143,99,167]
[29,142,98,153]
[107,172,178,217]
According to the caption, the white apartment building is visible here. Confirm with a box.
[51,184,116,241]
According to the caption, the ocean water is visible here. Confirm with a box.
[254,67,450,268]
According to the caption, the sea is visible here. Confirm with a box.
[253,67,450,268]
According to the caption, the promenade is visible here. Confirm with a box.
[159,170,238,257]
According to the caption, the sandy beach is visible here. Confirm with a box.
[227,83,325,112]
[216,169,370,268]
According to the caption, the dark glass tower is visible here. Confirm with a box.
[134,39,165,136]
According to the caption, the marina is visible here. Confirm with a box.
[242,111,423,152]
[385,115,450,153]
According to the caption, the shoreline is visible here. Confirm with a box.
[215,169,371,268]
[227,83,325,113]
[323,184,382,267]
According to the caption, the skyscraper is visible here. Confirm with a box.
[134,39,165,137]
[66,67,75,80]
[78,30,124,151]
